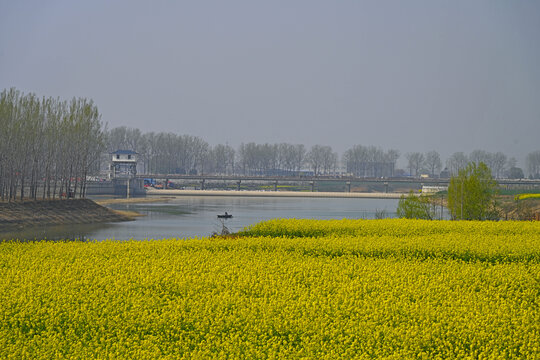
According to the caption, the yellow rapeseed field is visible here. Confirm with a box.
[515,193,540,201]
[1,219,539,359]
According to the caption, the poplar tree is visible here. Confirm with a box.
[0,88,104,201]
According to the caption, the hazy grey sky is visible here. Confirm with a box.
[1,0,539,164]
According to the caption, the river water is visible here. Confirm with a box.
[1,196,400,241]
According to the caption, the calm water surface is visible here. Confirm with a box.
[1,196,399,241]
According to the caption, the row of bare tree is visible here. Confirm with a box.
[0,88,105,201]
[106,127,338,176]
[404,150,526,179]
[343,146,400,178]
[106,126,539,179]
[445,150,516,178]
[106,127,231,175]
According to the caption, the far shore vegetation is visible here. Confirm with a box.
[1,87,539,221]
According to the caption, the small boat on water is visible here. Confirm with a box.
[217,212,233,219]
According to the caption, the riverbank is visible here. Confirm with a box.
[145,189,405,199]
[94,196,174,206]
[0,199,133,231]
[498,195,540,220]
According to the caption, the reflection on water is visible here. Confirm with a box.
[1,196,400,241]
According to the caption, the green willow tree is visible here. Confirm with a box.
[396,190,435,220]
[447,162,499,220]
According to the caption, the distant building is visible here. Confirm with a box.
[111,150,138,178]
[112,150,138,163]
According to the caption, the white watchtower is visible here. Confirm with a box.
[111,150,138,178]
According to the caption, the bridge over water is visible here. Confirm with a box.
[134,174,540,192]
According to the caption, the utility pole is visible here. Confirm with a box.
[460,178,463,220]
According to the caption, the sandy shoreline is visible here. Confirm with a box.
[145,189,405,199]
[94,197,175,205]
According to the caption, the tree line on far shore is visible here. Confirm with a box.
[2,88,540,202]
[0,88,104,201]
[107,126,540,179]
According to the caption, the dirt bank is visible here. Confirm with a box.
[0,199,133,231]
[498,196,540,220]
